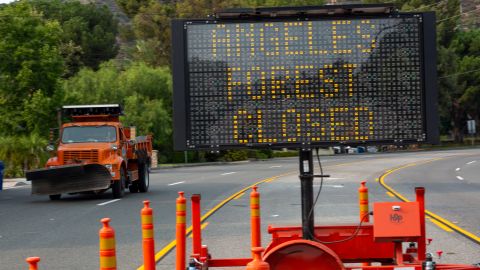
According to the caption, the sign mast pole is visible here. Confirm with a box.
[299,149,315,240]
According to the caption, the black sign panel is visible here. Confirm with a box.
[172,11,438,150]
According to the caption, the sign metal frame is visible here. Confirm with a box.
[172,6,438,151]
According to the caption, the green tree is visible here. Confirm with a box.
[116,0,151,17]
[28,0,119,75]
[0,134,48,177]
[123,94,172,153]
[132,2,176,66]
[0,2,64,136]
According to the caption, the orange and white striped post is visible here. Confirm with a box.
[99,218,116,270]
[358,181,369,222]
[141,200,156,270]
[176,191,187,270]
[250,186,261,249]
[26,257,40,270]
[358,181,370,267]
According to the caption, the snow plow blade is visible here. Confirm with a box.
[26,164,112,195]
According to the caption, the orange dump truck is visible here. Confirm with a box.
[26,104,152,200]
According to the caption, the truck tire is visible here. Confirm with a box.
[49,194,61,200]
[129,181,139,193]
[112,169,125,198]
[138,163,149,193]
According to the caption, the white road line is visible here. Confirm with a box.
[467,160,476,165]
[327,177,344,180]
[456,176,464,181]
[270,165,282,168]
[97,199,121,206]
[324,184,345,188]
[271,214,279,217]
[2,185,28,190]
[168,181,185,186]
[221,172,236,176]
[455,168,461,171]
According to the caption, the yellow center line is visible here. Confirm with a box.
[233,192,245,200]
[264,177,277,183]
[427,217,453,232]
[386,191,395,197]
[378,156,480,244]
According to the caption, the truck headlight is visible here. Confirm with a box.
[105,164,112,171]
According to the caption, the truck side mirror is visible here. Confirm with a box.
[46,145,55,152]
[49,128,59,145]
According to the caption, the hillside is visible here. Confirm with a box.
[79,0,130,24]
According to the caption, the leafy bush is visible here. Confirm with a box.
[0,134,48,177]
[221,150,249,162]
[272,150,299,158]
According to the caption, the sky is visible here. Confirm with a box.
[0,0,15,3]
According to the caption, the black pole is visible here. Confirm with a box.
[299,149,314,240]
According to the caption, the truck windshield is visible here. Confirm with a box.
[62,126,117,143]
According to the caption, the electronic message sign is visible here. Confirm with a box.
[172,7,438,150]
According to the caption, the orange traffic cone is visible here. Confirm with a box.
[26,257,40,270]
[246,247,269,270]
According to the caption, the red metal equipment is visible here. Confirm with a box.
[192,194,202,259]
[417,187,427,261]
[177,177,478,270]
[264,239,344,270]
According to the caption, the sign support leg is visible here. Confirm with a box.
[299,149,314,240]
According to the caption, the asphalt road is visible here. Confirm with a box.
[0,149,479,270]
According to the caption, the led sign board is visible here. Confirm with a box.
[172,7,438,150]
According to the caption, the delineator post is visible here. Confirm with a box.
[358,181,370,223]
[99,218,116,270]
[358,181,370,266]
[176,191,187,270]
[141,200,156,270]
[250,186,261,249]
[246,247,269,270]
[26,257,40,270]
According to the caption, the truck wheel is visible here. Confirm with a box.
[112,169,125,198]
[49,194,61,200]
[129,181,139,193]
[138,163,149,193]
